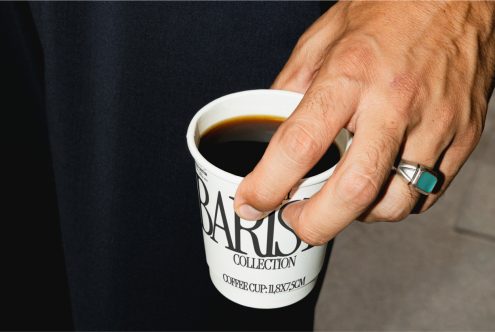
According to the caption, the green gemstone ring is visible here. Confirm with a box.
[394,160,438,195]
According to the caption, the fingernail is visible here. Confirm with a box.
[237,204,265,221]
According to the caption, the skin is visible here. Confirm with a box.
[234,1,495,246]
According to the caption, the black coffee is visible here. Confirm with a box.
[198,115,340,178]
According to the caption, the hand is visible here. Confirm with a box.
[234,2,495,245]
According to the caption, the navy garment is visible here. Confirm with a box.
[4,2,336,330]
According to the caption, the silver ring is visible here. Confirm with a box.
[393,159,438,195]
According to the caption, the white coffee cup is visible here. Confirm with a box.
[186,89,351,309]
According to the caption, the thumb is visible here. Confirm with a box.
[271,40,324,94]
[271,12,342,93]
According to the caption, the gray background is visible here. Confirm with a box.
[315,92,495,331]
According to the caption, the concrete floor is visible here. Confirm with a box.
[315,92,495,331]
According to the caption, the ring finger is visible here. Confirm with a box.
[358,125,453,222]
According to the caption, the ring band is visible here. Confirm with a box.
[393,160,438,195]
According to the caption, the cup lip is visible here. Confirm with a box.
[186,89,343,186]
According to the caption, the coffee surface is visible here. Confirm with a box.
[198,115,340,178]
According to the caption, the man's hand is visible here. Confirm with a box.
[234,2,495,245]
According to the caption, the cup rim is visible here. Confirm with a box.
[186,89,345,186]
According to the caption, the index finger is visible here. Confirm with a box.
[234,80,359,220]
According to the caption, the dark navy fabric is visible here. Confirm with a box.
[5,2,336,330]
[1,3,72,330]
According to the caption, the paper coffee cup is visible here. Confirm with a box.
[186,89,351,309]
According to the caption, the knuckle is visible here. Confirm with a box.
[241,176,279,208]
[331,37,376,79]
[336,166,380,211]
[250,185,279,208]
[278,122,324,167]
